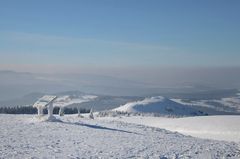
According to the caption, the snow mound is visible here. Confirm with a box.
[113,96,203,116]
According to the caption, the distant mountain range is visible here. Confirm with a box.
[0,70,156,101]
[1,70,239,102]
[0,70,240,116]
[0,90,143,111]
[1,90,240,116]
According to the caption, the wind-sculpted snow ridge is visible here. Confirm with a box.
[113,96,205,116]
[0,114,239,159]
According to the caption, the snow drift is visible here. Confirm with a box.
[113,96,204,116]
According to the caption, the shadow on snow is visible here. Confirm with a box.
[62,121,142,135]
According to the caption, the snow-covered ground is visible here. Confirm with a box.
[104,115,240,142]
[0,114,240,159]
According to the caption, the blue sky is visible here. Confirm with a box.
[0,0,240,73]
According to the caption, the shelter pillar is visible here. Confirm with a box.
[48,102,54,118]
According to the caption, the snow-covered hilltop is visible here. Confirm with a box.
[113,96,204,116]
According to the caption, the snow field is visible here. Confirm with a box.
[0,114,239,159]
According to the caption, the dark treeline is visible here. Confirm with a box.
[0,106,90,114]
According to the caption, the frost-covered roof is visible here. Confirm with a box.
[53,95,98,107]
[33,95,57,108]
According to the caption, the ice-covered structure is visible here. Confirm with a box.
[53,95,98,117]
[33,94,98,120]
[89,108,94,119]
[33,95,58,120]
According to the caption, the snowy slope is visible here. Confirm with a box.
[0,114,239,159]
[113,96,203,116]
[107,115,240,142]
[172,95,240,114]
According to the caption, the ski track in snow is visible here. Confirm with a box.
[0,114,240,159]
